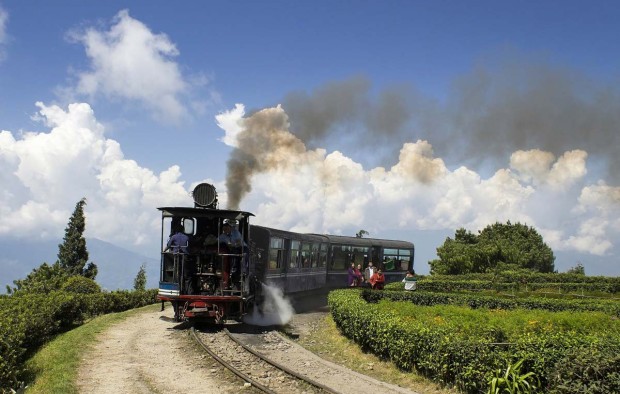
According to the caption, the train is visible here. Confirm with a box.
[156,183,415,323]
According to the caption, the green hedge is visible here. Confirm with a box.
[405,278,620,295]
[374,287,620,317]
[0,289,157,391]
[429,272,620,284]
[423,273,620,293]
[328,289,620,393]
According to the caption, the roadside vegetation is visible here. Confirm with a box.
[0,198,157,392]
[295,314,459,394]
[329,284,620,393]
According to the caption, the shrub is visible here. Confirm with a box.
[0,314,26,390]
[0,288,157,392]
[548,342,620,393]
[61,275,101,294]
[328,289,620,393]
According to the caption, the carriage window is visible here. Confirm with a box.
[300,242,312,268]
[383,248,412,271]
[319,244,327,268]
[331,244,349,270]
[290,240,301,269]
[268,237,285,270]
[311,243,319,267]
[351,246,369,267]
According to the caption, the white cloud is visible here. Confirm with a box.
[215,103,246,147]
[510,149,555,184]
[577,182,620,214]
[510,149,587,190]
[67,9,202,122]
[0,102,190,250]
[390,140,446,184]
[564,218,613,255]
[2,101,618,261]
[547,150,588,189]
[216,105,620,258]
[547,182,620,255]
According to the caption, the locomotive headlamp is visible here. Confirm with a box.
[192,183,218,208]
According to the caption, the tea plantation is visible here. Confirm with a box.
[329,273,620,393]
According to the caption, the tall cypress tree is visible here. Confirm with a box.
[134,263,147,290]
[57,198,97,278]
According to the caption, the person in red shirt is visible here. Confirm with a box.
[369,268,385,290]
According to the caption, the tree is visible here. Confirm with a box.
[566,263,585,275]
[83,262,98,279]
[57,198,97,278]
[356,230,369,238]
[429,221,555,275]
[8,262,67,294]
[9,198,99,295]
[134,263,147,291]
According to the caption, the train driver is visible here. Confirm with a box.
[218,222,243,248]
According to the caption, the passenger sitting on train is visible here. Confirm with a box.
[165,227,189,253]
[369,269,385,290]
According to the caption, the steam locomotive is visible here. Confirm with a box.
[157,183,415,322]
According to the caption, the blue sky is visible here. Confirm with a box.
[1,1,620,276]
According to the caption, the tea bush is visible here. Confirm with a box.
[328,289,620,393]
[418,273,620,294]
[377,287,620,316]
[0,288,157,391]
[61,275,102,294]
[547,342,620,393]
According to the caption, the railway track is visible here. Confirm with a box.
[191,325,336,394]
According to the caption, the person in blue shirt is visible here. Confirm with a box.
[166,229,189,253]
[218,221,248,289]
[218,222,242,247]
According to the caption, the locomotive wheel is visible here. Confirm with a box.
[173,302,185,322]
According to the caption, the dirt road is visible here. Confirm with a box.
[77,306,419,394]
[77,307,244,393]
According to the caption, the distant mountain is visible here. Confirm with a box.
[0,237,159,293]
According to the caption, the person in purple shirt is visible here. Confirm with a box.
[347,262,357,286]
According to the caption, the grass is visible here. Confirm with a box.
[24,303,161,394]
[293,314,460,394]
